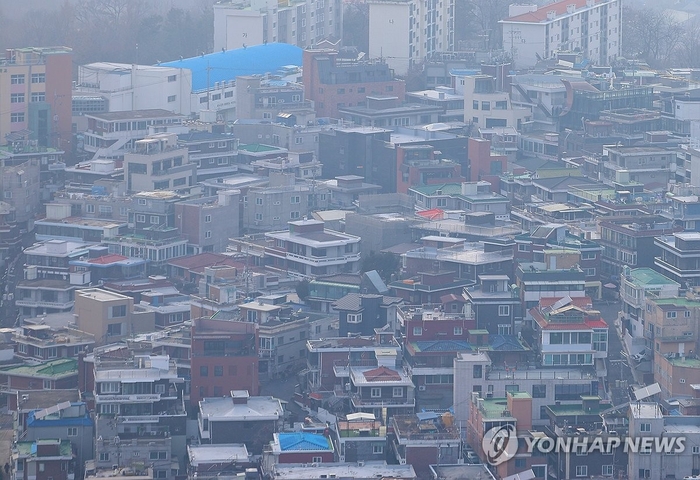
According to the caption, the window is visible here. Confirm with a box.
[482,101,491,111]
[256,198,263,205]
[370,387,381,398]
[685,310,691,318]
[347,313,362,324]
[99,453,109,461]
[255,213,263,221]
[211,93,221,101]
[312,457,322,463]
[47,347,57,358]
[168,75,177,82]
[167,95,176,103]
[100,382,119,393]
[10,93,24,103]
[214,366,223,377]
[694,446,700,454]
[575,466,587,477]
[295,137,303,144]
[337,88,345,94]
[532,384,546,398]
[602,465,613,476]
[291,196,300,204]
[412,326,423,336]
[200,366,209,377]
[31,73,45,83]
[640,423,651,432]
[392,387,403,397]
[518,244,528,252]
[473,100,479,110]
[11,74,25,84]
[98,205,112,214]
[67,427,78,437]
[667,311,677,319]
[10,113,25,123]
[515,459,526,468]
[473,365,482,378]
[111,305,126,318]
[498,305,510,316]
[505,384,520,394]
[43,379,52,389]
[454,326,463,335]
[136,214,146,223]
[150,215,159,224]
[149,452,167,460]
[155,384,166,394]
[584,268,596,276]
[373,445,384,454]
[639,469,650,478]
[205,215,211,223]
[86,204,95,214]
[205,231,212,239]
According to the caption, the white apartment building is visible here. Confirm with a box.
[368,0,454,75]
[459,74,531,129]
[76,63,193,115]
[123,133,196,193]
[499,0,622,69]
[213,0,342,51]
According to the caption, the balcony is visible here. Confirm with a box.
[351,393,415,408]
[95,394,162,403]
[284,251,361,267]
[15,299,73,309]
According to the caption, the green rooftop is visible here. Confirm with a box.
[653,297,700,308]
[15,440,72,457]
[667,356,700,368]
[628,268,679,287]
[409,183,463,196]
[509,392,531,399]
[238,143,281,153]
[1,358,77,378]
[480,398,515,419]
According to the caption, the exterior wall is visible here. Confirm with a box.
[501,0,621,68]
[124,148,195,193]
[74,289,150,344]
[277,451,335,464]
[175,194,240,254]
[1,159,41,225]
[209,419,276,454]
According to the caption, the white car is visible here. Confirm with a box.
[632,350,649,363]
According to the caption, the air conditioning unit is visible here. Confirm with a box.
[274,201,281,205]
[418,385,427,391]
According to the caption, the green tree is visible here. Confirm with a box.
[295,279,311,301]
[361,252,399,283]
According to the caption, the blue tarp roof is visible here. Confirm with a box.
[278,432,332,451]
[161,43,303,92]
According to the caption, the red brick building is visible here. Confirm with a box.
[13,439,74,480]
[468,136,507,187]
[303,49,405,119]
[190,317,259,407]
[395,144,464,194]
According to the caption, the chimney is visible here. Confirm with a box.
[231,390,250,404]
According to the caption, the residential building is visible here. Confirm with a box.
[302,48,405,119]
[645,295,700,398]
[213,0,342,51]
[627,402,700,479]
[198,390,284,454]
[338,96,442,129]
[74,288,155,345]
[92,352,187,478]
[396,145,464,194]
[332,413,387,463]
[390,413,460,478]
[187,444,252,479]
[177,131,239,181]
[243,173,330,234]
[499,0,621,69]
[175,191,240,254]
[453,351,600,430]
[348,366,415,418]
[598,216,675,280]
[409,181,510,220]
[655,231,700,287]
[324,176,381,209]
[124,133,195,193]
[459,73,530,129]
[36,204,127,243]
[190,318,259,407]
[390,271,473,306]
[76,63,193,115]
[516,259,587,313]
[264,432,335,469]
[601,145,674,189]
[0,358,78,396]
[0,47,73,150]
[305,335,400,392]
[263,219,361,279]
[367,0,454,75]
[467,137,508,185]
[81,110,187,159]
[13,324,94,362]
[11,440,75,480]
[529,296,608,369]
[17,240,94,318]
[405,87,465,123]
[235,76,314,123]
[1,156,41,228]
[620,267,680,339]
[463,274,522,335]
[333,293,401,337]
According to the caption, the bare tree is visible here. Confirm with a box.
[623,6,682,68]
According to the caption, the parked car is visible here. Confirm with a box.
[632,350,650,363]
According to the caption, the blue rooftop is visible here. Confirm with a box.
[161,43,303,92]
[278,432,332,452]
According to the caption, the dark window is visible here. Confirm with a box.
[473,365,482,379]
[214,366,223,376]
[199,366,209,377]
[532,384,546,398]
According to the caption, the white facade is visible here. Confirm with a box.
[368,0,454,76]
[77,63,193,115]
[460,74,531,129]
[499,0,621,68]
[213,0,342,51]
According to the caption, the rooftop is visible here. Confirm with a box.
[270,462,416,480]
[187,444,250,466]
[15,440,73,458]
[624,267,679,287]
[86,109,184,121]
[274,432,333,452]
[199,394,283,421]
[392,413,460,441]
[1,358,77,379]
[161,43,302,91]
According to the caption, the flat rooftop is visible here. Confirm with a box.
[270,462,416,479]
[199,395,283,421]
[76,288,131,302]
[86,109,184,121]
[187,444,250,466]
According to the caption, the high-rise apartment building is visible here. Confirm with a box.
[0,47,72,150]
[500,0,621,68]
[368,0,454,75]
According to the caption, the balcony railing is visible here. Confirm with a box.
[351,393,415,408]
